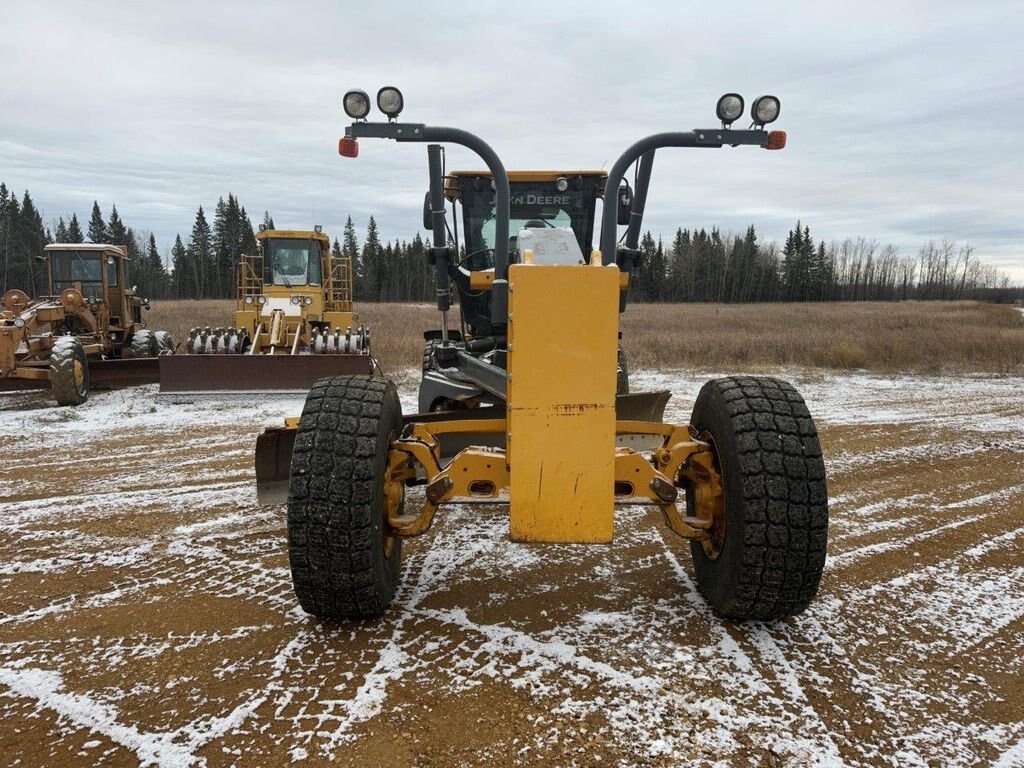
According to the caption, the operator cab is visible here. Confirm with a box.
[45,244,124,302]
[442,171,607,335]
[258,233,325,288]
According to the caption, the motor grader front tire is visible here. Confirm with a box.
[130,329,157,358]
[49,337,89,406]
[287,375,404,620]
[687,376,828,622]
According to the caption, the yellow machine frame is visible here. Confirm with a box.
[232,229,358,355]
[380,257,725,549]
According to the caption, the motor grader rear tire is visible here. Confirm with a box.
[49,337,89,406]
[130,329,157,358]
[287,375,404,619]
[687,376,828,622]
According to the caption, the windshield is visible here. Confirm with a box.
[263,239,322,286]
[50,251,105,300]
[458,178,601,269]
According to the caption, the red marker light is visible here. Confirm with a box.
[765,131,787,151]
[338,137,359,158]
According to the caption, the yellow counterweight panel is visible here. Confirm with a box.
[507,263,619,543]
[323,310,358,330]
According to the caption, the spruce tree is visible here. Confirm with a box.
[67,214,84,242]
[55,218,69,243]
[186,206,213,298]
[107,204,127,245]
[88,201,107,243]
[170,235,188,298]
[361,216,382,301]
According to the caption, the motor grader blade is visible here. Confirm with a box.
[253,391,670,507]
[0,357,161,393]
[157,353,373,398]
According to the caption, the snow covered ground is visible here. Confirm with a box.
[1,369,1023,767]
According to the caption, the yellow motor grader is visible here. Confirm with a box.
[256,88,827,623]
[0,243,171,405]
[158,227,372,395]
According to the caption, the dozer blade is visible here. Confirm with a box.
[158,354,373,398]
[256,425,296,506]
[616,391,671,422]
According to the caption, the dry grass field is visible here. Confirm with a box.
[147,299,1024,374]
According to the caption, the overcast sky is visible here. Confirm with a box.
[2,1,1022,279]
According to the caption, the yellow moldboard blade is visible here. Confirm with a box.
[507,263,618,543]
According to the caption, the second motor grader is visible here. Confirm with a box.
[0,243,171,405]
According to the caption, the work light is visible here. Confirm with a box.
[555,177,569,192]
[244,295,254,305]
[751,95,781,126]
[13,317,25,328]
[343,89,371,120]
[257,295,267,305]
[304,296,313,306]
[376,87,404,119]
[716,93,744,125]
[290,296,302,305]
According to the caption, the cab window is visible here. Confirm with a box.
[50,251,105,300]
[263,239,322,286]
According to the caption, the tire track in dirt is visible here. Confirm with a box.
[1,373,1023,766]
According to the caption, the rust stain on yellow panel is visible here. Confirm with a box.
[507,264,619,543]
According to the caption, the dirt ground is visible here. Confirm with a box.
[1,369,1023,767]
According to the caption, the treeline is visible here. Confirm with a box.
[1,178,1019,305]
[632,222,1021,303]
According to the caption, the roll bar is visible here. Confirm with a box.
[346,122,511,327]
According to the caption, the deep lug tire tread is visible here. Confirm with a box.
[130,329,156,358]
[153,330,174,353]
[287,375,403,620]
[49,337,89,406]
[688,376,828,621]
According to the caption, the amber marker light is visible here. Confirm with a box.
[765,131,787,150]
[338,137,359,158]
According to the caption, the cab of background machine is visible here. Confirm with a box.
[42,243,144,328]
[234,228,357,343]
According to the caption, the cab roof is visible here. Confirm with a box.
[449,170,607,181]
[256,229,330,244]
[445,170,608,200]
[44,243,129,258]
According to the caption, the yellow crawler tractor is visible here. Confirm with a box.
[256,88,827,623]
[0,243,171,405]
[158,227,372,395]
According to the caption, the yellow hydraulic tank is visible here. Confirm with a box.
[506,262,619,543]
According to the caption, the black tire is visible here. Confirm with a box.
[153,330,174,353]
[49,337,89,406]
[287,375,404,619]
[616,347,629,395]
[422,340,437,373]
[130,329,156,358]
[687,376,828,621]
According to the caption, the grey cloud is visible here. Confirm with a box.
[1,0,1021,278]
